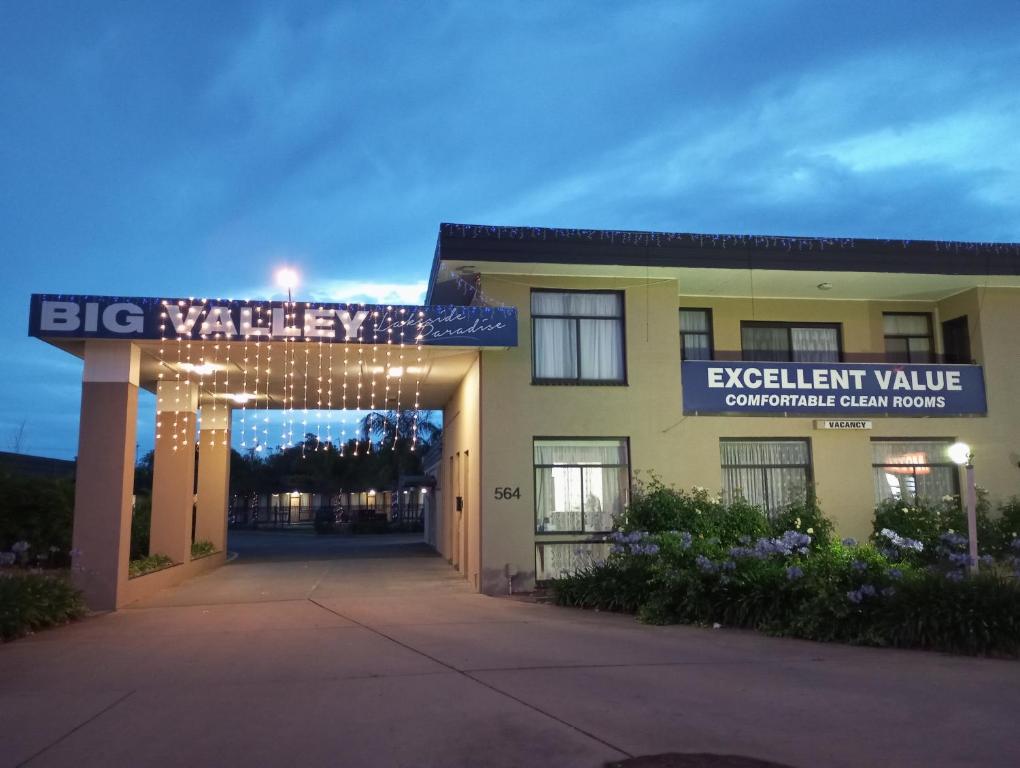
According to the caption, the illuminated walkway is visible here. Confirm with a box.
[2,534,1019,767]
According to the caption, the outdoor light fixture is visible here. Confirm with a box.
[275,267,300,294]
[948,441,979,573]
[230,393,255,405]
[178,362,219,376]
[387,366,404,378]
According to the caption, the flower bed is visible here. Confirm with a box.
[1,571,86,641]
[190,540,216,559]
[128,553,176,578]
[552,478,1020,657]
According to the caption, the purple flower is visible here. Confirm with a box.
[881,586,896,598]
[945,570,965,582]
[859,584,876,597]
[847,589,863,604]
[695,555,717,574]
[888,568,902,580]
[11,541,30,554]
[841,537,858,548]
[786,565,804,580]
[851,560,867,572]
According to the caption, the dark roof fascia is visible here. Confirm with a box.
[433,223,1020,278]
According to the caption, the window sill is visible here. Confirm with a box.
[531,379,627,387]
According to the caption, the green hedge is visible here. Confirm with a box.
[1,572,86,641]
[553,480,1020,657]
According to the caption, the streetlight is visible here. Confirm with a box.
[275,267,299,303]
[948,441,978,574]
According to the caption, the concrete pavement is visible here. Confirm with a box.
[2,530,1019,767]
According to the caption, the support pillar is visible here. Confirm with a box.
[71,341,140,611]
[195,403,231,554]
[149,380,198,564]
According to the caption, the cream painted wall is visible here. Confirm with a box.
[470,272,1020,595]
[440,354,482,589]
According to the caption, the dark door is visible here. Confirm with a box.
[942,316,971,364]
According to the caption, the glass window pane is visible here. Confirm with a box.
[764,467,808,511]
[908,337,933,363]
[884,336,910,362]
[532,292,569,315]
[579,318,624,380]
[721,440,809,466]
[791,327,839,362]
[567,292,621,317]
[536,542,611,580]
[871,440,952,465]
[582,465,627,531]
[682,332,712,360]
[534,439,628,465]
[723,466,766,508]
[534,318,577,379]
[535,466,582,532]
[680,310,709,333]
[883,313,930,335]
[742,326,790,361]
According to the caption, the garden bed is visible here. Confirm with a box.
[1,570,86,641]
[552,479,1020,657]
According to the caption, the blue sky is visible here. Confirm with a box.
[1,0,1019,458]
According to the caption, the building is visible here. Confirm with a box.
[28,223,1020,608]
[427,224,1019,592]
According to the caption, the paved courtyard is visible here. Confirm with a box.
[2,530,1019,767]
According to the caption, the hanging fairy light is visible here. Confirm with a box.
[156,301,168,442]
[340,320,351,456]
[300,303,311,457]
[391,307,408,448]
[325,321,335,449]
[411,312,425,451]
[240,329,252,449]
[261,304,272,452]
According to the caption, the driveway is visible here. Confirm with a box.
[2,531,1018,768]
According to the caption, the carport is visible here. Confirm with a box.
[27,295,516,610]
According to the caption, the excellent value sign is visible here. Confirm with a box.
[681,360,987,416]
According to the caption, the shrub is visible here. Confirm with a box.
[552,481,1020,657]
[873,494,1000,562]
[128,553,175,578]
[191,540,216,558]
[131,494,151,560]
[0,572,86,641]
[992,497,1020,555]
[0,472,74,563]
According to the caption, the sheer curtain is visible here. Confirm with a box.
[790,328,840,362]
[535,440,628,532]
[871,440,958,503]
[680,310,712,360]
[532,292,623,380]
[720,440,810,514]
[742,327,789,361]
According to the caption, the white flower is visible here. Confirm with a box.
[806,527,815,535]
[900,507,909,514]
[712,622,722,629]
[942,495,955,502]
[794,517,802,529]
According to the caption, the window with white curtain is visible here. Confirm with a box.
[720,439,812,515]
[741,322,842,362]
[872,439,959,504]
[532,291,625,383]
[534,439,629,533]
[680,308,713,360]
[883,313,934,363]
[536,541,611,580]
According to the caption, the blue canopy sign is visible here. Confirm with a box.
[682,360,986,416]
[28,294,518,348]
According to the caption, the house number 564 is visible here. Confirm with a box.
[493,487,521,500]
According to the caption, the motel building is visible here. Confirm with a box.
[29,223,1020,610]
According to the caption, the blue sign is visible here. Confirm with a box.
[28,294,518,348]
[682,360,987,416]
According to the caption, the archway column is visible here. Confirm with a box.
[149,380,198,564]
[71,341,140,611]
[195,403,231,554]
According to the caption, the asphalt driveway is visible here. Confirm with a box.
[2,530,1018,767]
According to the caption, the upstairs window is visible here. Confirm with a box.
[883,313,933,364]
[680,308,713,360]
[741,322,841,362]
[532,291,625,383]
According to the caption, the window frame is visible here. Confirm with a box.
[535,540,612,582]
[870,437,961,504]
[679,307,714,361]
[882,312,934,364]
[532,436,632,536]
[739,321,844,362]
[719,437,814,515]
[531,288,627,385]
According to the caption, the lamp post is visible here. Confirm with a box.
[948,442,978,574]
